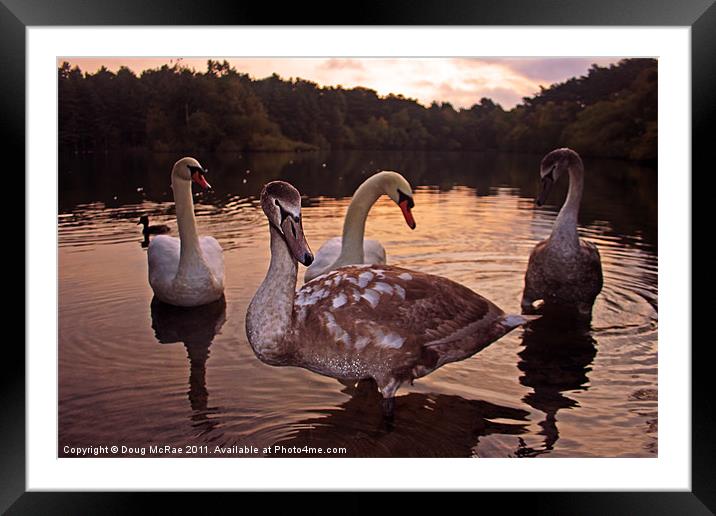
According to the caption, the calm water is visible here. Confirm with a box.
[58,150,657,458]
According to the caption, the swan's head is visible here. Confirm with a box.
[375,171,416,230]
[536,148,580,206]
[260,181,314,267]
[172,157,212,190]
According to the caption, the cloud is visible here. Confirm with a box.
[430,82,525,109]
[459,57,620,85]
[319,59,366,71]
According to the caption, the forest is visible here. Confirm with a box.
[58,58,657,161]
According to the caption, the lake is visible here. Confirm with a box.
[58,149,657,457]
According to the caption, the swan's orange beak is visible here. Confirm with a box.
[399,200,416,230]
[191,171,212,190]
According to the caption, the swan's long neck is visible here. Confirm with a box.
[246,226,297,362]
[550,161,584,250]
[337,177,383,263]
[172,176,206,273]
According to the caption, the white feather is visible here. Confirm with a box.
[199,236,225,285]
[304,237,386,282]
[148,235,224,307]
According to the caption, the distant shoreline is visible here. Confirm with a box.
[58,146,657,165]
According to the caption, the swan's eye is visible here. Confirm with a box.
[397,189,414,209]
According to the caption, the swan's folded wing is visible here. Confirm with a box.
[147,235,180,285]
[297,265,504,369]
[304,237,343,282]
[382,268,501,348]
[363,239,386,265]
[579,239,604,294]
[200,236,225,285]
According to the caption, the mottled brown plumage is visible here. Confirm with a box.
[287,265,520,394]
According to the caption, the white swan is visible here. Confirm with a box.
[247,181,538,417]
[148,157,224,307]
[522,148,603,318]
[303,171,415,282]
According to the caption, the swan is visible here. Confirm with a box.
[303,171,416,282]
[521,148,603,318]
[246,181,538,416]
[137,215,171,235]
[147,157,224,307]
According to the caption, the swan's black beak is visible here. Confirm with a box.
[536,173,554,207]
[280,215,313,266]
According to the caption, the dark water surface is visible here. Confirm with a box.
[58,150,657,457]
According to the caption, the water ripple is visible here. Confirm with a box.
[59,157,657,458]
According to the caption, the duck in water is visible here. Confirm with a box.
[138,215,171,235]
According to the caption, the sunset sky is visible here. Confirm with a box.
[62,57,622,109]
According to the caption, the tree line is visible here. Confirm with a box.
[58,58,656,161]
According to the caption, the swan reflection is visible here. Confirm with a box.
[516,316,597,456]
[270,380,529,457]
[150,296,226,434]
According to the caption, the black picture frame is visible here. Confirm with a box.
[5,0,712,512]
